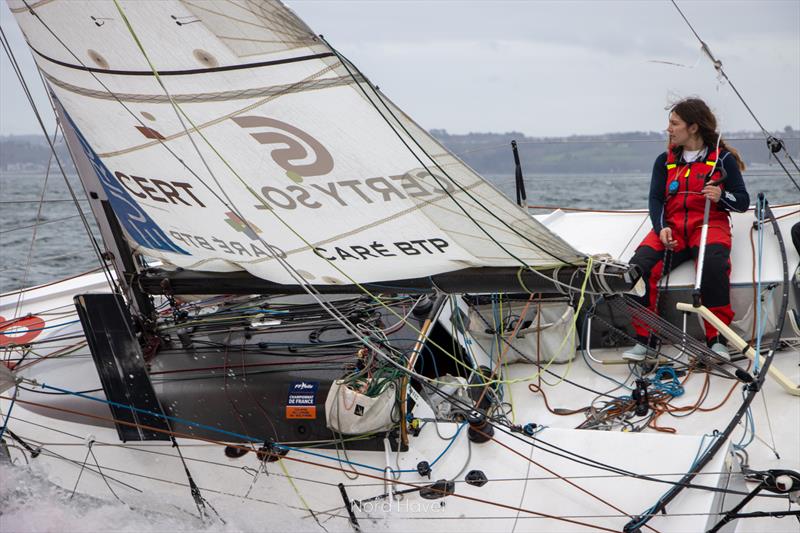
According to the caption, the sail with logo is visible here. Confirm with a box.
[9,0,631,290]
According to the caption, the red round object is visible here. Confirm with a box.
[0,315,46,346]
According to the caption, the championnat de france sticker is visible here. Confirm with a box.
[286,380,319,419]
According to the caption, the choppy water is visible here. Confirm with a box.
[0,461,321,533]
[0,167,797,293]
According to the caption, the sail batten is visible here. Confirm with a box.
[10,0,586,286]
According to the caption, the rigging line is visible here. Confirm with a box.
[0,25,118,298]
[0,199,90,204]
[13,121,59,318]
[170,435,219,522]
[28,443,295,514]
[15,0,273,229]
[276,457,330,533]
[7,395,778,503]
[670,0,800,190]
[8,413,371,486]
[320,36,579,268]
[106,0,524,393]
[453,136,800,155]
[0,214,83,235]
[68,442,92,499]
[512,443,535,533]
[19,0,385,368]
[108,1,432,384]
[478,427,661,533]
[186,0,304,39]
[0,394,622,533]
[484,415,771,499]
[419,375,758,501]
[467,294,629,398]
[7,411,757,487]
[624,195,791,531]
[88,442,124,503]
[15,401,780,520]
[22,380,446,475]
[757,388,780,460]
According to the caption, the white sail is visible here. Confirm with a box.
[9,0,584,285]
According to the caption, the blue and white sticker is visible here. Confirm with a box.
[287,381,318,406]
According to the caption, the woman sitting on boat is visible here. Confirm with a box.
[623,97,749,362]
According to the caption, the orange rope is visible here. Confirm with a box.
[0,394,621,532]
[476,427,663,533]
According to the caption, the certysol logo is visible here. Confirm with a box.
[232,116,334,183]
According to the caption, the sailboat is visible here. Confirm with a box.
[1,1,798,532]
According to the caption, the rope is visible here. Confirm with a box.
[670,0,800,192]
[1,393,623,532]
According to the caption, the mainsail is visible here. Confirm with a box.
[10,0,585,286]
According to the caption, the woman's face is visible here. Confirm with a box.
[667,112,696,147]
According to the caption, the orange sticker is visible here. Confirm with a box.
[286,406,317,419]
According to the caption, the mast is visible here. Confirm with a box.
[53,100,154,318]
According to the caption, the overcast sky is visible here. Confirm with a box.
[1,0,798,137]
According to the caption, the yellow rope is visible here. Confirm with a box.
[111,0,589,389]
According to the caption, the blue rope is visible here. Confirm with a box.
[733,390,756,451]
[0,319,81,335]
[651,367,684,397]
[629,431,719,530]
[429,422,467,467]
[33,381,465,474]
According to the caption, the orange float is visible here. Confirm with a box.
[0,315,46,346]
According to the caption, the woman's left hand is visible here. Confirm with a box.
[702,184,721,203]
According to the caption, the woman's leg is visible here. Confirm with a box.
[699,243,734,342]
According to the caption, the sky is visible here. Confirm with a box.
[1,0,798,138]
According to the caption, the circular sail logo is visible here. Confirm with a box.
[232,116,333,183]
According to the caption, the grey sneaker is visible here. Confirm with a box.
[710,342,730,362]
[789,308,800,337]
[622,343,651,362]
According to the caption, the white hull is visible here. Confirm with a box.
[2,206,799,532]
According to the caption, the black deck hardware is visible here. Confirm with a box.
[465,470,488,487]
[416,460,432,478]
[467,410,494,443]
[74,293,170,442]
[420,479,455,499]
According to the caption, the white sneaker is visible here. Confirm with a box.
[710,342,730,362]
[622,343,651,362]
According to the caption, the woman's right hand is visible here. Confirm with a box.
[659,227,677,250]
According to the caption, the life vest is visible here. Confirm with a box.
[663,146,730,237]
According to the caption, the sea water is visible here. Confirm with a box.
[0,460,316,532]
[1,168,796,293]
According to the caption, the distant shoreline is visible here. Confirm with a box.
[1,130,797,175]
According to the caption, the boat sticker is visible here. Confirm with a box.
[0,315,45,347]
[232,116,333,184]
[286,380,318,419]
[224,211,262,240]
[57,98,189,255]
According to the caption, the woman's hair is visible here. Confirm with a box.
[670,98,746,171]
